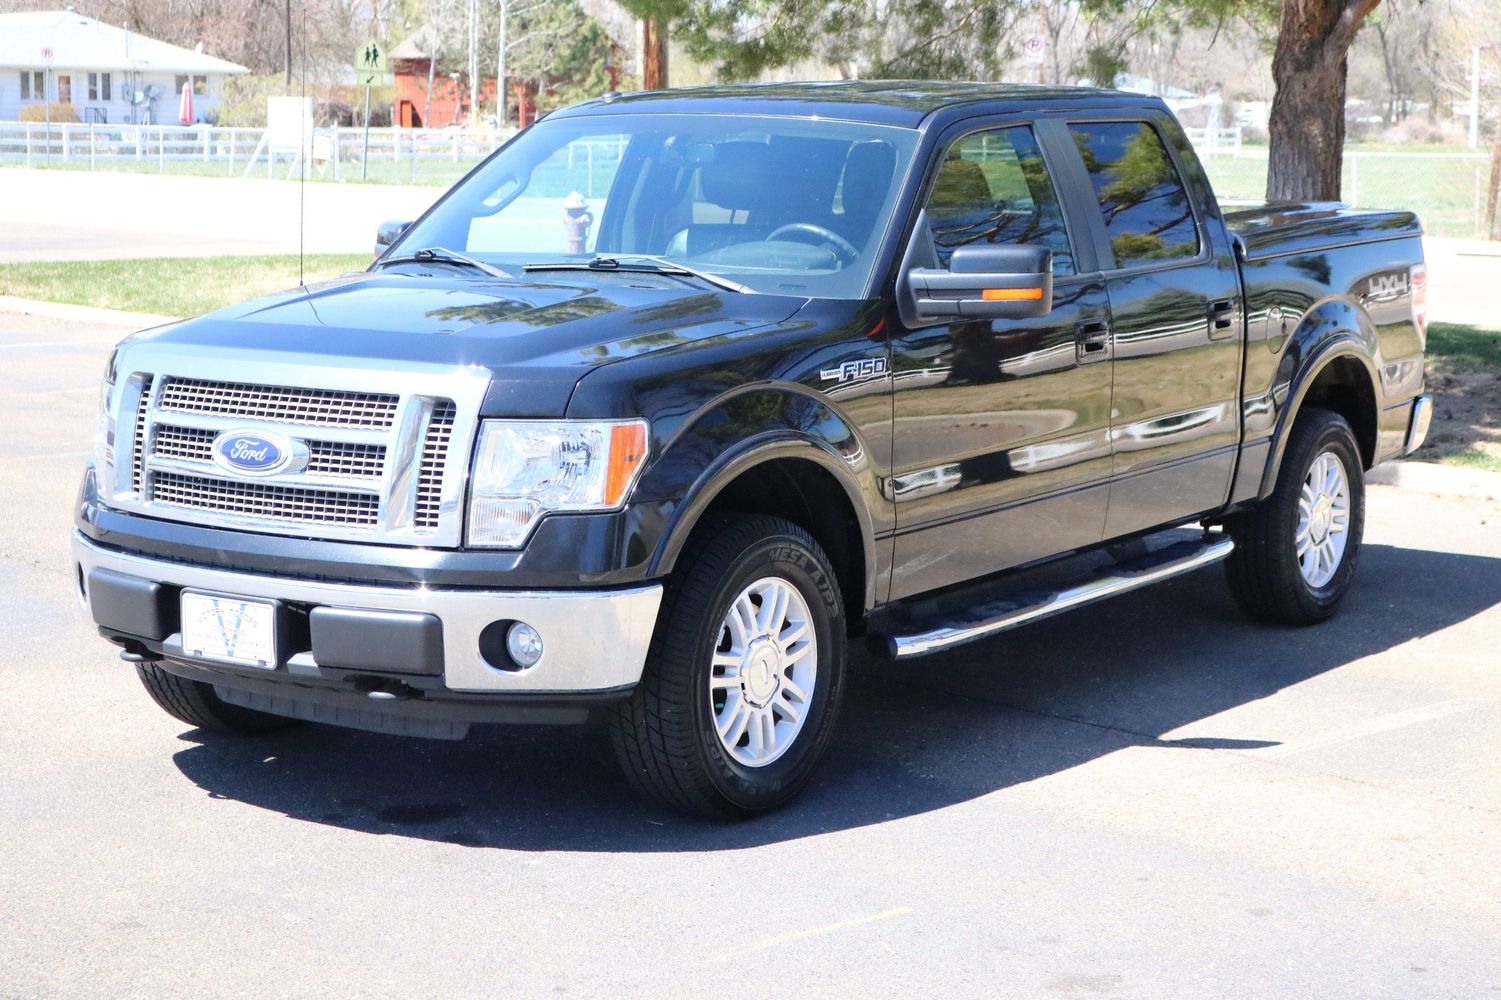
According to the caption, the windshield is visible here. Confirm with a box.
[386,113,920,298]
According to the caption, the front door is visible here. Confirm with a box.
[1065,118,1243,537]
[888,121,1114,601]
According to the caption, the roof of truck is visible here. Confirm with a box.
[555,80,1165,129]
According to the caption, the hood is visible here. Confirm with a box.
[128,272,807,416]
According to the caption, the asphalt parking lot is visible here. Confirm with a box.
[2,308,1499,998]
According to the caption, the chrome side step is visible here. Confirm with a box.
[882,534,1235,659]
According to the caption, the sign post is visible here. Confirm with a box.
[41,46,53,168]
[1023,34,1045,85]
[355,40,387,181]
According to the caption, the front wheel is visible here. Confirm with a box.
[1225,408,1366,624]
[611,514,847,819]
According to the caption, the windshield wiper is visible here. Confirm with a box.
[374,246,514,280]
[523,255,752,294]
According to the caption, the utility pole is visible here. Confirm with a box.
[1472,46,1482,149]
[494,0,508,127]
[285,0,292,87]
[468,0,479,125]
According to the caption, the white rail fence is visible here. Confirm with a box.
[0,121,518,181]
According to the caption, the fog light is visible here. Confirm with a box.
[506,622,544,668]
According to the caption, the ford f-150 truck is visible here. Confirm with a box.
[75,82,1432,818]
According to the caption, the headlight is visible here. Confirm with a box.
[92,349,119,479]
[466,419,649,547]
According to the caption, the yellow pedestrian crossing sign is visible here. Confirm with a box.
[356,40,386,86]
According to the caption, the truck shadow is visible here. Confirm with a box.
[171,542,1501,851]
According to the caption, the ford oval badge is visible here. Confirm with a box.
[212,430,294,476]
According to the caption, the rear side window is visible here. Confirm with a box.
[1070,122,1200,268]
[923,125,1075,275]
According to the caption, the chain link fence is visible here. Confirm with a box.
[0,120,1492,238]
[1197,148,1490,238]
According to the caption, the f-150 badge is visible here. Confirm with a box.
[821,357,889,383]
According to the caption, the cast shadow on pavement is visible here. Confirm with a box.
[171,542,1501,851]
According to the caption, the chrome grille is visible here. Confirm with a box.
[152,471,380,526]
[306,440,386,478]
[151,425,386,480]
[109,353,486,547]
[415,401,456,529]
[157,377,400,429]
[129,376,153,494]
[153,424,214,462]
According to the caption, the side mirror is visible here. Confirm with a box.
[374,219,412,258]
[908,245,1054,320]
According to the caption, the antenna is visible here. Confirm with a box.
[298,0,307,288]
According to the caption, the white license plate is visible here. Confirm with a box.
[180,592,278,669]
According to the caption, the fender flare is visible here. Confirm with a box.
[1257,332,1382,499]
[647,433,880,613]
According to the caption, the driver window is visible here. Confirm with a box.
[925,126,1074,275]
[466,133,628,254]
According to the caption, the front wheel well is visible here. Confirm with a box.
[1297,355,1377,469]
[681,458,868,630]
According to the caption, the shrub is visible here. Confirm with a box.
[17,102,79,123]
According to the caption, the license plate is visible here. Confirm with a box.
[180,592,277,669]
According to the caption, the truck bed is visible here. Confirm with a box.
[1223,201,1423,260]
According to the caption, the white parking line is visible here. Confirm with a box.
[699,906,914,965]
[1259,700,1476,760]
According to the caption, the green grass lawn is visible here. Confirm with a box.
[0,254,370,318]
[1427,322,1501,374]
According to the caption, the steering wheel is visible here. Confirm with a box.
[765,223,860,265]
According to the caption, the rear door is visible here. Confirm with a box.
[887,118,1115,601]
[1064,116,1243,537]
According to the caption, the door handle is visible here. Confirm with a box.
[1076,320,1110,363]
[1208,298,1238,338]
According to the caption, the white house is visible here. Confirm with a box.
[0,11,249,124]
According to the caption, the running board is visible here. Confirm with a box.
[881,534,1235,659]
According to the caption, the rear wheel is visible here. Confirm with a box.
[1225,408,1366,624]
[611,513,847,819]
[135,662,298,735]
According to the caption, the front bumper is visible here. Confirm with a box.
[73,532,663,697]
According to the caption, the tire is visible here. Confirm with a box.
[1225,408,1366,625]
[135,662,298,735]
[610,513,847,819]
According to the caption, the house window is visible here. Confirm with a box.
[88,72,112,101]
[19,70,44,100]
[175,74,208,96]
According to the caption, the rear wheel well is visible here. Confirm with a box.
[1298,356,1377,469]
[689,458,867,630]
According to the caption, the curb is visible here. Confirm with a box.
[1367,460,1501,502]
[0,295,180,329]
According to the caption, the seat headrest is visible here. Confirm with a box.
[842,141,898,211]
[699,142,776,212]
[929,157,993,220]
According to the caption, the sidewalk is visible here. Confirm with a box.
[1423,237,1501,327]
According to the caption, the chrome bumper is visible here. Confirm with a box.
[72,532,662,694]
[1405,393,1434,454]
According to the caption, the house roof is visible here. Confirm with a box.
[0,11,250,73]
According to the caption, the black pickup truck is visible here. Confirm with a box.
[75,82,1431,818]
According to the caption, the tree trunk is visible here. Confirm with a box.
[1486,136,1501,240]
[1265,0,1380,203]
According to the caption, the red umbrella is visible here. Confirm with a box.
[178,80,193,125]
